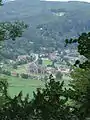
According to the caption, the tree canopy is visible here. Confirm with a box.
[66,31,90,119]
[65,32,90,69]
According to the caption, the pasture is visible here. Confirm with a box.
[0,74,71,99]
[42,59,52,66]
[0,74,44,99]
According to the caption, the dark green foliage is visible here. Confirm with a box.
[31,76,79,120]
[56,71,63,80]
[69,69,90,120]
[38,58,43,65]
[79,60,90,69]
[13,63,18,69]
[0,75,79,120]
[2,70,11,76]
[0,21,28,42]
[65,32,90,69]
[51,61,55,68]
[44,75,48,81]
[74,60,80,66]
[65,32,90,59]
[0,77,10,107]
[0,20,28,61]
[0,91,32,120]
[32,79,69,120]
[66,31,90,119]
[21,73,29,79]
[0,0,2,6]
[16,60,27,65]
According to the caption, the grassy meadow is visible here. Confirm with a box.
[0,74,44,99]
[43,59,52,66]
[0,58,71,99]
[0,74,71,99]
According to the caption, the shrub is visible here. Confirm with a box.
[13,63,18,69]
[56,71,63,80]
[17,73,19,77]
[2,70,11,76]
[17,60,27,65]
[21,73,28,79]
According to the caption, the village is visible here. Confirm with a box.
[0,48,81,81]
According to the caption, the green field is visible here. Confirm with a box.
[43,59,52,66]
[0,73,71,100]
[0,74,44,99]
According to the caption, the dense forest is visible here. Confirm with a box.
[0,0,90,59]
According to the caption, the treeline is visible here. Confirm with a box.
[0,69,31,79]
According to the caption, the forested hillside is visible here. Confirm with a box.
[0,0,90,59]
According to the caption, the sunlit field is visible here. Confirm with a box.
[0,74,44,99]
[0,74,71,99]
[43,59,52,66]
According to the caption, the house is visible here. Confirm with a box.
[0,63,4,68]
[58,68,70,74]
[27,62,46,75]
[46,67,56,74]
[9,60,15,64]
[28,62,38,74]
[17,55,29,61]
[48,52,57,61]
[11,72,19,77]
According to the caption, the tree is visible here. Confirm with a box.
[0,75,78,120]
[0,0,2,6]
[44,75,48,82]
[21,73,29,79]
[0,91,32,120]
[2,70,11,76]
[0,21,28,62]
[65,32,90,69]
[0,1,28,51]
[0,21,28,42]
[38,58,43,65]
[71,68,90,94]
[68,68,90,120]
[13,63,18,69]
[32,76,77,120]
[56,71,63,80]
[65,32,90,119]
[0,77,10,107]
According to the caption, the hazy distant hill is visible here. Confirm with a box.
[0,0,90,59]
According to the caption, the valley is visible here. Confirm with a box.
[0,0,89,98]
[0,0,90,119]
